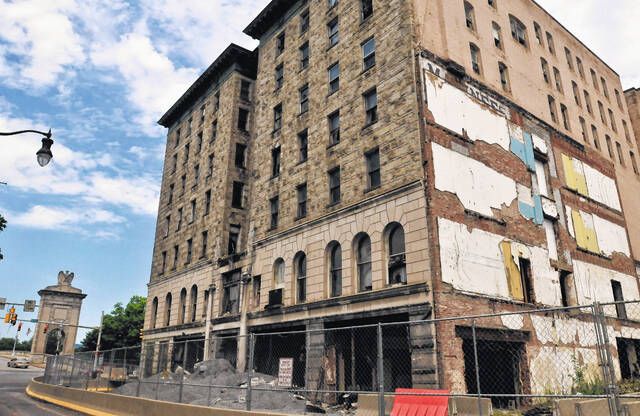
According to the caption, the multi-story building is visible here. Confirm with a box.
[143,0,640,405]
[625,87,640,276]
[144,44,257,369]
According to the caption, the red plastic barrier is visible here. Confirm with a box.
[390,388,450,416]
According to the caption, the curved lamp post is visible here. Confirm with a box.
[0,129,54,167]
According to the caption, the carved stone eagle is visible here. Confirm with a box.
[57,271,74,286]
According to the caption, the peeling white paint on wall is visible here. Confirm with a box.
[501,314,524,330]
[573,260,640,318]
[423,73,511,150]
[431,142,517,217]
[532,133,547,154]
[541,196,558,219]
[592,214,630,257]
[565,206,630,257]
[582,163,622,211]
[438,217,509,298]
[543,220,558,261]
[529,245,563,306]
[438,218,561,305]
[529,346,599,394]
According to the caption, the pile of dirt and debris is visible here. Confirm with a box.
[116,359,356,414]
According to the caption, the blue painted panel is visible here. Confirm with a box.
[510,132,536,172]
[518,196,544,225]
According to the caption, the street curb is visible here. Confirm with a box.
[25,383,115,416]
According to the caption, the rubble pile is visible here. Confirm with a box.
[115,359,344,414]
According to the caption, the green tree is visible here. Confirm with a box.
[79,295,146,352]
[0,213,6,261]
[0,337,32,351]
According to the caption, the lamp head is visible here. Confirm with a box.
[36,131,53,167]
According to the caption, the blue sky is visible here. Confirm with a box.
[0,0,638,343]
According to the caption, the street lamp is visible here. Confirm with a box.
[0,129,54,167]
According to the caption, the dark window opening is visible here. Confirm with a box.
[270,196,279,229]
[328,62,340,94]
[612,280,627,319]
[274,104,283,132]
[235,143,247,169]
[298,129,308,162]
[462,336,528,409]
[276,32,285,55]
[222,270,241,315]
[228,224,240,255]
[238,108,249,131]
[300,42,309,69]
[518,258,535,304]
[329,111,340,144]
[366,148,381,190]
[297,183,307,219]
[271,146,281,178]
[388,224,406,284]
[364,88,378,125]
[329,167,341,204]
[329,242,342,297]
[232,182,244,209]
[361,0,373,19]
[240,80,251,101]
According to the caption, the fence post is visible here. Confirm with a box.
[471,319,483,416]
[377,322,385,416]
[69,355,77,387]
[246,333,255,411]
[108,349,115,392]
[596,303,622,416]
[136,346,142,397]
[123,347,128,384]
[179,341,188,403]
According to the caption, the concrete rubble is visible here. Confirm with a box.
[115,359,356,415]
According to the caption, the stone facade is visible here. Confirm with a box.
[145,45,257,346]
[31,271,86,361]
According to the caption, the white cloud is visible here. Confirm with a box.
[0,109,160,221]
[0,0,85,89]
[7,205,125,232]
[90,32,198,136]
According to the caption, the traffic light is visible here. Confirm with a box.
[17,322,22,331]
[10,313,17,326]
[139,328,144,340]
[43,324,49,334]
[3,313,9,323]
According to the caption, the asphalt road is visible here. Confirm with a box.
[0,356,84,416]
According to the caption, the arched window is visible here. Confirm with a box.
[150,297,158,329]
[274,258,285,289]
[387,223,407,285]
[178,288,187,324]
[165,293,172,326]
[328,242,342,297]
[355,233,372,292]
[294,252,307,303]
[190,285,198,323]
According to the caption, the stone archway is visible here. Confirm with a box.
[45,328,66,355]
[31,271,86,362]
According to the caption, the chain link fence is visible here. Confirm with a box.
[41,300,640,415]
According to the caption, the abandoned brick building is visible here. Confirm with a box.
[142,0,640,404]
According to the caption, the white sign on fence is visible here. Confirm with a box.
[278,357,293,388]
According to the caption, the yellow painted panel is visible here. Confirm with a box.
[562,154,588,196]
[571,210,600,253]
[501,241,524,301]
